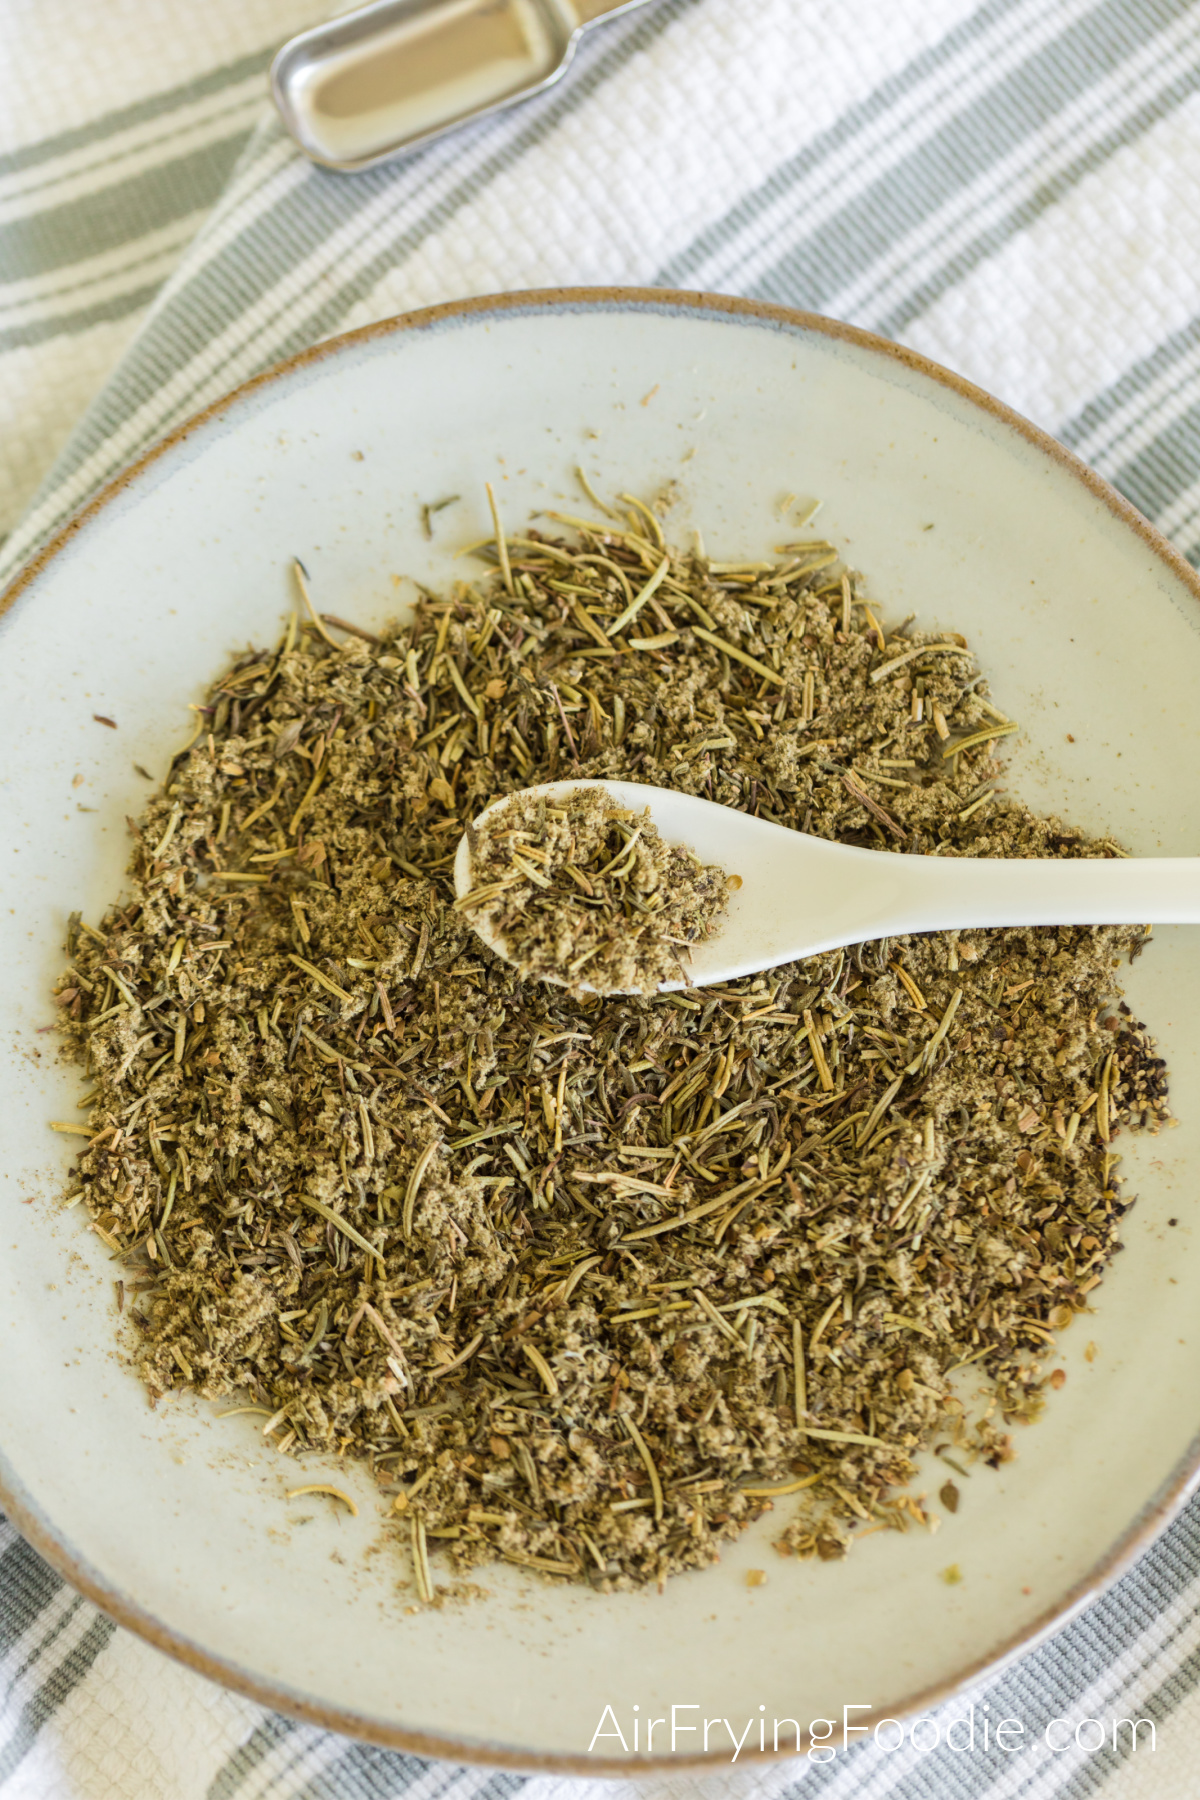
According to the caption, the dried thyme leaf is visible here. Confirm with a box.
[51,504,1171,1597]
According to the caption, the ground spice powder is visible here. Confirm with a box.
[53,503,1170,1591]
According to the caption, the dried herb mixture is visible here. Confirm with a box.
[53,494,1170,1595]
[459,786,729,996]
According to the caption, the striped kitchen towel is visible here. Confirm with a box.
[4,0,1200,1795]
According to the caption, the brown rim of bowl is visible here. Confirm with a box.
[3,285,1199,1774]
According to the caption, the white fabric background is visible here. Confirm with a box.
[4,1,1200,1795]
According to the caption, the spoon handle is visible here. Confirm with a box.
[858,850,1200,937]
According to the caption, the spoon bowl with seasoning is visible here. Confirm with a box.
[455,778,1200,992]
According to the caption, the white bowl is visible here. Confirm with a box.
[2,290,1199,1772]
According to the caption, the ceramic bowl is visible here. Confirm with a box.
[2,290,1199,1772]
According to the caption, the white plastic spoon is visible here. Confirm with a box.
[454,779,1200,992]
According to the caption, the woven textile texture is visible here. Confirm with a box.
[4,0,1200,1794]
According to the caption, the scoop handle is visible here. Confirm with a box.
[876,851,1200,935]
[685,823,1200,983]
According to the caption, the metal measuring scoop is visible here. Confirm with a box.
[455,779,1200,994]
[272,0,650,171]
